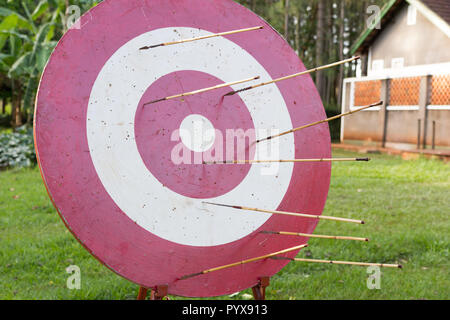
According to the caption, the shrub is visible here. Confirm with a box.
[0,126,36,169]
[0,113,12,127]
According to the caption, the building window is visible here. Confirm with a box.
[407,5,417,25]
[391,57,404,69]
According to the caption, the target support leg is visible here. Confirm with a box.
[137,287,148,300]
[150,285,169,300]
[137,285,169,300]
[251,277,270,300]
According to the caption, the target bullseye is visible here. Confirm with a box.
[179,114,216,153]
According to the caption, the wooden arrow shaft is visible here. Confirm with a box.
[144,76,260,105]
[202,202,364,224]
[227,56,360,96]
[257,101,383,143]
[291,258,402,268]
[180,243,307,280]
[242,206,364,224]
[263,231,369,242]
[204,158,370,164]
[140,26,264,50]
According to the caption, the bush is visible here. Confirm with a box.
[0,126,36,169]
[0,113,11,127]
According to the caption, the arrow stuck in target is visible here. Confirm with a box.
[203,158,370,164]
[202,202,365,225]
[261,231,369,242]
[180,243,308,280]
[271,256,402,268]
[143,76,261,106]
[224,56,361,96]
[139,26,264,50]
[256,101,383,143]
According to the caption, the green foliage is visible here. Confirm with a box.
[0,1,60,120]
[0,126,36,168]
[0,0,98,125]
[0,112,11,126]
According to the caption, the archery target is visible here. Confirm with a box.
[87,26,295,246]
[35,0,331,297]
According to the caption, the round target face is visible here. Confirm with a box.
[34,0,331,297]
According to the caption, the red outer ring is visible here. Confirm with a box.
[34,0,331,297]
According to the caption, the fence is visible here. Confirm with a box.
[341,70,450,148]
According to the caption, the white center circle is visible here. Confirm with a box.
[179,114,216,152]
[87,27,295,246]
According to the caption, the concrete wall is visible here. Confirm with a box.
[343,109,382,141]
[369,4,450,72]
[341,75,450,148]
[385,110,421,144]
[425,110,450,147]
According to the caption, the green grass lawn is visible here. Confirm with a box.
[0,149,449,300]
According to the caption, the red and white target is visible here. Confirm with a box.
[35,0,331,297]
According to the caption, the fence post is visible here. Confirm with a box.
[379,78,390,148]
[417,119,421,150]
[418,75,431,149]
[432,120,436,150]
[340,80,352,143]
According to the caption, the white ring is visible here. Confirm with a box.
[87,27,294,246]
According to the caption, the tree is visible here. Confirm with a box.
[0,0,97,128]
[315,0,325,97]
[284,0,290,39]
[337,0,346,105]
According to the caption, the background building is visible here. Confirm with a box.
[341,0,450,149]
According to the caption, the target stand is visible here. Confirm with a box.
[35,0,399,300]
[137,285,169,301]
[136,276,269,300]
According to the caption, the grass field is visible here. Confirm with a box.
[0,149,448,300]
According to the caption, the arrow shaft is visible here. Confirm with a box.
[264,231,368,242]
[140,26,264,50]
[204,158,369,164]
[180,243,308,280]
[257,101,383,143]
[202,202,364,224]
[228,56,360,96]
[144,76,260,105]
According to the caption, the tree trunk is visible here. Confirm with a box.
[337,0,346,106]
[361,0,369,30]
[315,0,325,97]
[284,0,290,40]
[11,87,23,129]
[294,8,300,55]
[325,2,334,106]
